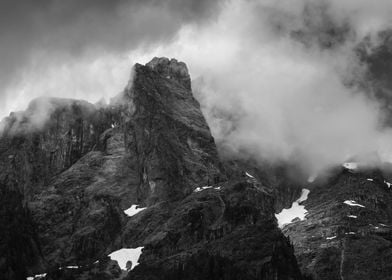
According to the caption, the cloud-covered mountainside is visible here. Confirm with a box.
[3,0,392,177]
[0,57,306,280]
[2,55,392,280]
[3,2,392,278]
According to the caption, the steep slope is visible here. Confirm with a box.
[118,57,225,204]
[0,57,303,280]
[124,180,301,280]
[280,166,392,280]
[0,98,111,279]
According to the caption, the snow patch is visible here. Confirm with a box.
[194,186,221,192]
[124,205,146,217]
[346,232,356,235]
[26,273,47,280]
[347,215,357,218]
[343,200,365,208]
[194,186,213,192]
[366,178,374,182]
[275,189,310,228]
[326,236,337,240]
[109,247,144,271]
[245,172,255,178]
[59,265,80,270]
[384,180,392,188]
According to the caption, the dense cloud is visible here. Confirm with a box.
[0,0,223,115]
[136,0,392,175]
[4,0,392,176]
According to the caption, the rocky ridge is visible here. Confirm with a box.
[0,57,303,280]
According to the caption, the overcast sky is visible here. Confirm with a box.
[3,0,392,175]
[0,0,224,115]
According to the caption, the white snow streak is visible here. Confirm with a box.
[26,273,47,280]
[194,186,221,192]
[343,200,365,208]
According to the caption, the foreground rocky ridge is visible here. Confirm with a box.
[0,57,303,280]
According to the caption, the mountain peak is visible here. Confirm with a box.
[144,57,191,90]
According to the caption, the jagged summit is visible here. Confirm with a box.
[143,57,191,90]
[145,57,189,76]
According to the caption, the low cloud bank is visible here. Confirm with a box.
[5,0,392,176]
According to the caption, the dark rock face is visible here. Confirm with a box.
[0,98,112,279]
[0,97,109,187]
[220,159,303,213]
[0,180,40,280]
[281,168,392,280]
[146,57,192,91]
[0,58,303,280]
[119,61,224,204]
[124,181,302,280]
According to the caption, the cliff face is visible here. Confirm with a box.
[0,58,303,280]
[281,167,392,280]
[118,60,224,204]
[0,98,111,279]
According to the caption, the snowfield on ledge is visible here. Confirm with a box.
[275,189,310,228]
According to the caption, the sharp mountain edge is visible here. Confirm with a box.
[0,57,391,280]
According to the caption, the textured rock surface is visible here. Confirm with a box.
[281,167,392,280]
[0,97,111,279]
[123,180,302,280]
[0,58,303,280]
[118,61,224,204]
